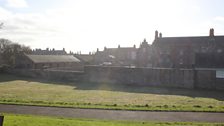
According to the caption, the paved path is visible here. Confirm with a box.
[0,104,224,123]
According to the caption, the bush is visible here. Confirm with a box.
[208,106,213,108]
[193,105,201,108]
[163,105,168,108]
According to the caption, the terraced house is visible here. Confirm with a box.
[152,29,224,68]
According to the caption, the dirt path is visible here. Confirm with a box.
[0,104,224,123]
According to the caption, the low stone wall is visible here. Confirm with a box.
[8,69,84,82]
[84,66,194,88]
[6,66,224,90]
[195,69,224,90]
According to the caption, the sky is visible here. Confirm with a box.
[0,0,224,53]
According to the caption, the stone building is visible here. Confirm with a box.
[152,29,224,68]
[94,45,138,66]
[32,48,67,55]
[74,54,94,65]
[16,54,83,71]
[136,39,153,67]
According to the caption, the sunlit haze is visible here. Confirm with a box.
[0,0,224,53]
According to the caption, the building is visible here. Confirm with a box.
[94,45,137,66]
[74,54,94,65]
[16,54,83,71]
[136,39,153,67]
[152,29,224,68]
[32,48,67,55]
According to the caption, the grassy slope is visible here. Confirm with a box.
[2,114,224,126]
[0,74,224,112]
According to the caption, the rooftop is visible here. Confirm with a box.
[25,54,80,63]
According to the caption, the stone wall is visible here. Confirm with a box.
[84,66,194,88]
[6,66,224,90]
[195,69,224,90]
[84,66,224,90]
[7,69,84,82]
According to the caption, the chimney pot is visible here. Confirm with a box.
[209,28,214,37]
[155,30,159,39]
[159,33,162,38]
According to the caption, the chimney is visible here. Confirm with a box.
[104,46,107,51]
[63,48,65,51]
[155,30,158,40]
[118,45,120,48]
[209,28,214,37]
[159,33,162,38]
[97,48,99,52]
[133,44,136,48]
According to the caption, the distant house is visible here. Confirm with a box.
[32,48,67,55]
[74,54,94,65]
[152,29,224,68]
[94,45,137,66]
[136,39,153,67]
[16,54,83,71]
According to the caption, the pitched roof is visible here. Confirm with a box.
[105,47,137,53]
[32,49,67,55]
[25,54,80,63]
[153,36,224,45]
[74,54,94,62]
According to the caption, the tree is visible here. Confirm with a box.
[0,38,32,67]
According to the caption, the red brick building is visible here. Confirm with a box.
[152,29,224,68]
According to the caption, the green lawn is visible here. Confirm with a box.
[0,73,224,112]
[2,114,224,126]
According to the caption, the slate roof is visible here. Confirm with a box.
[25,54,80,63]
[74,54,94,62]
[32,49,67,55]
[153,36,224,45]
[105,47,137,53]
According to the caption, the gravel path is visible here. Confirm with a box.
[0,104,224,123]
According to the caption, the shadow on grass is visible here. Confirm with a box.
[1,73,224,101]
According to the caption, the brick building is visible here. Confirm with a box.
[32,48,67,55]
[94,45,137,66]
[152,29,224,68]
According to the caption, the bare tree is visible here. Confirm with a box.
[0,39,32,67]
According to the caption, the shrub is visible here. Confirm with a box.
[163,105,168,108]
[193,105,201,108]
[208,106,213,108]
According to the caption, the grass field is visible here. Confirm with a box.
[0,73,224,112]
[2,114,224,126]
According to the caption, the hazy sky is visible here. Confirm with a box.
[0,0,224,53]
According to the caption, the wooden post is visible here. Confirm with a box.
[0,115,4,126]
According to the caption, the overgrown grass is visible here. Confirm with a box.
[0,73,224,112]
[2,114,224,126]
